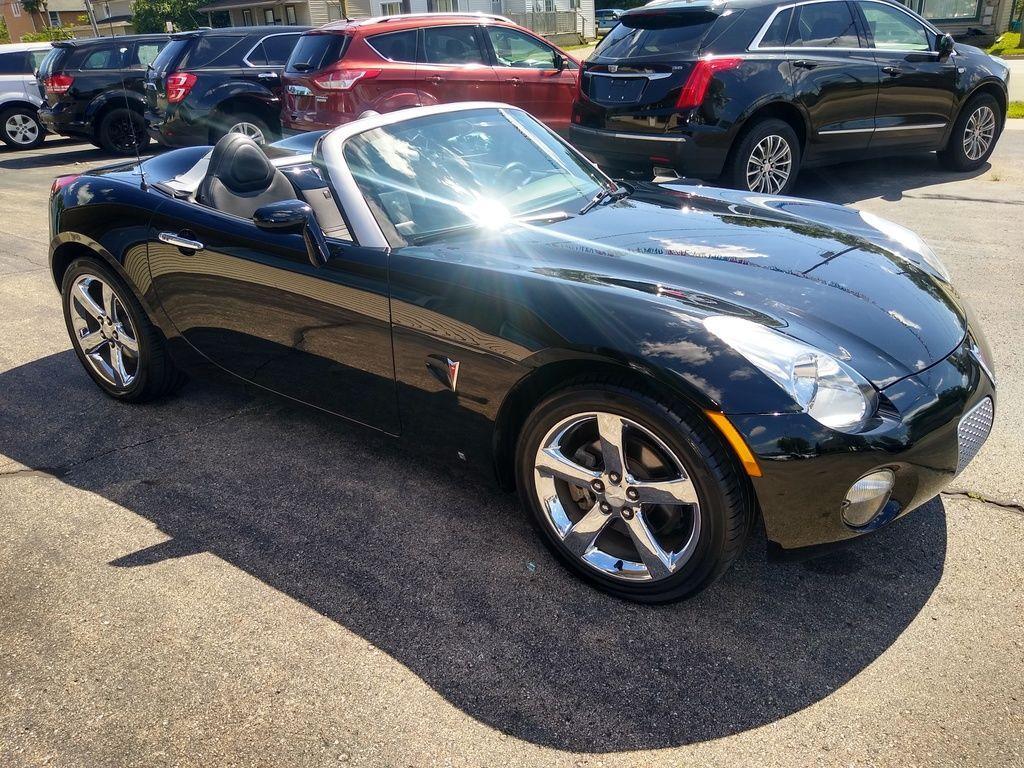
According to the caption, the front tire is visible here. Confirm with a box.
[214,111,275,145]
[96,107,149,156]
[0,106,46,149]
[61,258,186,402]
[939,93,1001,172]
[724,117,801,195]
[516,378,754,603]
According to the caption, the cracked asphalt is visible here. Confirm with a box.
[2,127,1023,768]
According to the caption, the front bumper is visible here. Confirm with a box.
[733,332,995,550]
[569,123,731,179]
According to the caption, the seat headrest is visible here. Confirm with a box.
[206,133,277,195]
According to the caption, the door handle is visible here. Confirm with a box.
[881,65,902,77]
[510,76,522,85]
[158,232,204,251]
[427,75,443,84]
[792,59,818,70]
[257,72,279,80]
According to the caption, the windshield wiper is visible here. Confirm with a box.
[579,184,630,215]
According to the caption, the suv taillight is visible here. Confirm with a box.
[675,57,742,110]
[44,74,74,95]
[166,72,197,104]
[311,69,381,91]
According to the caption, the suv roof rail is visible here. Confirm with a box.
[369,11,513,23]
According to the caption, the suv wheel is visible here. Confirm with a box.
[0,106,45,149]
[725,118,801,195]
[939,93,1001,172]
[97,107,149,156]
[217,112,274,145]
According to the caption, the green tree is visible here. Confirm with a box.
[131,0,203,33]
[0,16,10,44]
[21,27,73,41]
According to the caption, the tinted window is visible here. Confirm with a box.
[788,3,861,47]
[422,26,486,65]
[286,33,348,72]
[76,46,123,70]
[130,42,165,69]
[37,46,68,78]
[367,30,417,62]
[593,11,719,59]
[487,27,558,69]
[758,7,792,47]
[248,33,301,65]
[29,49,50,71]
[150,38,190,76]
[181,35,248,68]
[0,52,28,75]
[859,2,930,50]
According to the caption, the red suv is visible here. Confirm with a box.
[281,13,580,136]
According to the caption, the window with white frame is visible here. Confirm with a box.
[12,3,22,17]
[264,7,276,23]
[285,4,296,23]
[48,10,61,25]
[899,0,982,20]
[242,8,253,24]
[380,1,403,14]
[427,0,459,11]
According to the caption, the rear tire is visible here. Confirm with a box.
[515,376,754,603]
[96,107,149,156]
[724,117,801,195]
[213,111,275,145]
[62,257,187,403]
[939,93,1001,172]
[0,106,46,149]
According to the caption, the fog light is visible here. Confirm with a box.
[842,470,895,528]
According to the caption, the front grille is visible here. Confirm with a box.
[956,397,994,474]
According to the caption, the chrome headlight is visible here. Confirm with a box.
[859,210,951,282]
[705,316,878,432]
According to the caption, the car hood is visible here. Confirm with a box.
[508,185,968,388]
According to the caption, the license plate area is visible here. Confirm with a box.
[589,74,647,104]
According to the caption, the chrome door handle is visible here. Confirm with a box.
[257,72,279,80]
[881,65,902,77]
[158,232,204,251]
[427,75,443,84]
[792,59,818,70]
[510,76,522,85]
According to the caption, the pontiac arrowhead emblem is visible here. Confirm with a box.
[426,354,460,392]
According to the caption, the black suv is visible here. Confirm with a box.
[145,27,309,147]
[37,35,169,155]
[570,0,1011,193]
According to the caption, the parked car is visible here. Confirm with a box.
[0,42,52,150]
[145,26,310,147]
[48,102,995,602]
[281,13,579,136]
[595,8,624,34]
[36,35,169,155]
[570,0,1011,193]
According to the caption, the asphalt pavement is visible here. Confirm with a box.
[1,127,1022,767]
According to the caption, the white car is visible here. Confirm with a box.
[0,41,52,150]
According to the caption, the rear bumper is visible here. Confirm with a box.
[734,331,995,550]
[146,106,210,147]
[569,123,731,179]
[38,104,90,138]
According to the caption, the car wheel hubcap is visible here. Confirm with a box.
[533,411,702,583]
[963,105,995,161]
[229,121,266,144]
[68,274,140,388]
[5,113,39,145]
[746,134,792,194]
[111,116,142,152]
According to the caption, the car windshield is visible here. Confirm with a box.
[343,108,606,244]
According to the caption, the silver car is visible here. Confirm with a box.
[0,41,52,150]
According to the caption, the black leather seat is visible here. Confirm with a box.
[197,133,296,219]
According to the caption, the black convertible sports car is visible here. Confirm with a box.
[49,102,995,602]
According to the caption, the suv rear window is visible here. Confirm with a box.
[71,45,123,70]
[285,33,349,73]
[593,11,720,59]
[247,33,302,66]
[36,46,68,78]
[181,35,250,69]
[150,38,190,76]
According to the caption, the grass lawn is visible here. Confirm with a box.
[988,31,1024,56]
[1009,102,1024,119]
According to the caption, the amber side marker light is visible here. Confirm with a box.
[704,410,762,478]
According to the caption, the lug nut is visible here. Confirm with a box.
[609,472,621,484]
[591,479,604,493]
[600,502,611,514]
[621,507,634,520]
[626,487,638,501]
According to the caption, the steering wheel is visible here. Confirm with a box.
[498,161,532,189]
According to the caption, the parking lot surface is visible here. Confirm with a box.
[1,128,1023,768]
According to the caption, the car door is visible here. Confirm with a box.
[854,0,956,151]
[768,0,879,160]
[417,24,501,105]
[482,25,578,135]
[148,195,399,434]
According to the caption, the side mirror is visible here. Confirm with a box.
[253,199,330,267]
[553,52,567,71]
[937,33,954,57]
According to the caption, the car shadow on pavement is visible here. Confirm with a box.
[0,351,947,753]
[0,139,163,171]
[794,154,991,205]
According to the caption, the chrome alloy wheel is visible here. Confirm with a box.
[963,105,996,161]
[533,411,702,582]
[228,121,266,144]
[5,112,40,146]
[745,134,792,194]
[67,274,140,388]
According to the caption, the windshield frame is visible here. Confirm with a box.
[333,105,611,248]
